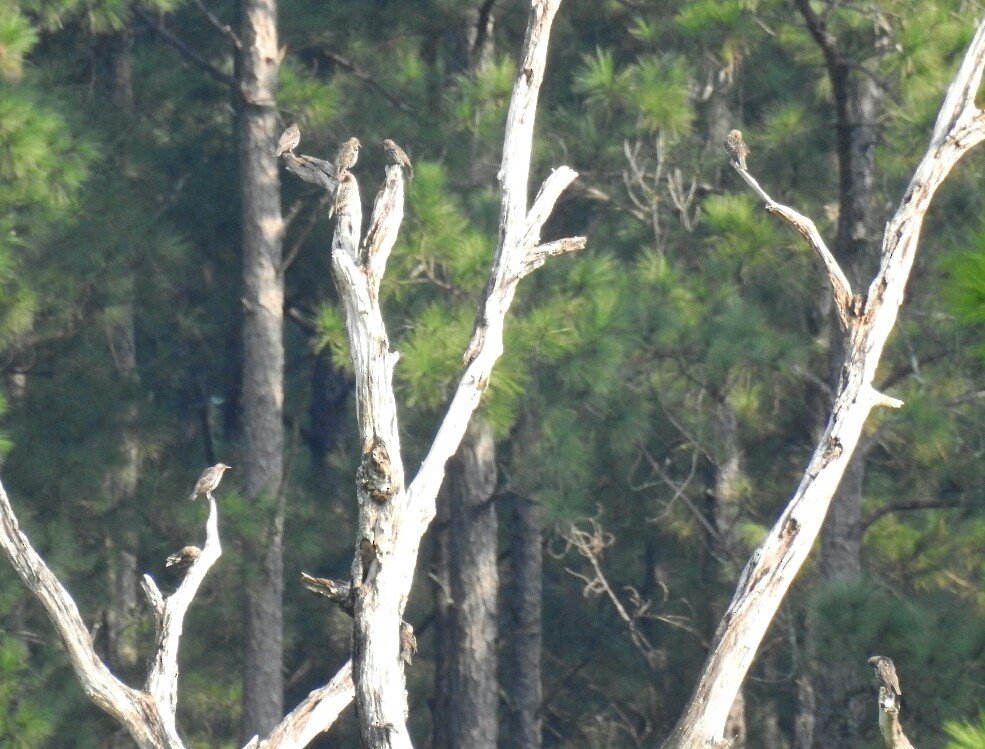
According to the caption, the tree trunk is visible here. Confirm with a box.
[507,494,542,749]
[238,0,285,738]
[805,60,883,749]
[105,29,143,713]
[431,419,498,749]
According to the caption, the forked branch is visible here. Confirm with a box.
[663,17,985,749]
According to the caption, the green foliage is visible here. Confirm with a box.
[946,711,985,749]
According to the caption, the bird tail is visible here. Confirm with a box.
[189,492,198,501]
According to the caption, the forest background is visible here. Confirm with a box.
[3,0,985,748]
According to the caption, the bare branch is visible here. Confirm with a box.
[732,165,856,330]
[0,476,206,749]
[133,6,240,93]
[261,661,355,749]
[663,17,985,749]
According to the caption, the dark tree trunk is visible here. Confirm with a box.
[507,494,542,749]
[800,46,883,749]
[431,419,498,749]
[104,24,141,679]
[237,0,285,738]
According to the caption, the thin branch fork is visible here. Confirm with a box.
[663,17,985,749]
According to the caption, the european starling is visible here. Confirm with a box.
[274,123,301,158]
[399,621,417,665]
[335,137,361,180]
[382,138,413,180]
[724,129,750,170]
[166,545,201,570]
[867,655,902,706]
[329,171,356,219]
[189,463,231,501]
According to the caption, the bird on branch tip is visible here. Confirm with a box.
[166,545,201,570]
[189,463,231,501]
[724,129,750,171]
[335,137,361,180]
[867,655,902,706]
[274,123,301,157]
[382,138,413,180]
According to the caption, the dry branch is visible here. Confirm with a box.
[663,17,985,749]
[276,2,583,746]
[0,481,222,749]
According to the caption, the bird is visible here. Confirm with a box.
[166,545,201,570]
[188,463,231,501]
[724,129,750,170]
[329,171,356,219]
[867,655,902,707]
[382,138,413,180]
[399,621,417,665]
[274,123,301,158]
[335,137,361,179]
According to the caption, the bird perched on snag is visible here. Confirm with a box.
[329,171,356,220]
[274,123,301,157]
[724,129,750,170]
[867,655,902,708]
[166,545,201,570]
[189,463,231,501]
[335,137,361,179]
[382,138,413,180]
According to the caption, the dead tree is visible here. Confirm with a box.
[664,17,985,749]
[0,1,579,748]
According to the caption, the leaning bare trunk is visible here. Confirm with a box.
[708,399,747,748]
[238,0,285,738]
[433,419,498,749]
[507,493,542,749]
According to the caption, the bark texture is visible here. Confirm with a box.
[432,419,498,749]
[507,494,543,749]
[238,0,285,738]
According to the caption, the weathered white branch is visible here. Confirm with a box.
[146,497,222,721]
[734,166,856,329]
[663,17,985,749]
[417,0,579,507]
[0,476,223,749]
[258,660,354,749]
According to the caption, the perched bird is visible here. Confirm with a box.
[329,171,356,219]
[382,138,413,180]
[274,123,301,158]
[166,545,201,570]
[724,129,750,170]
[335,137,361,179]
[867,655,902,707]
[399,621,417,665]
[189,463,231,501]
